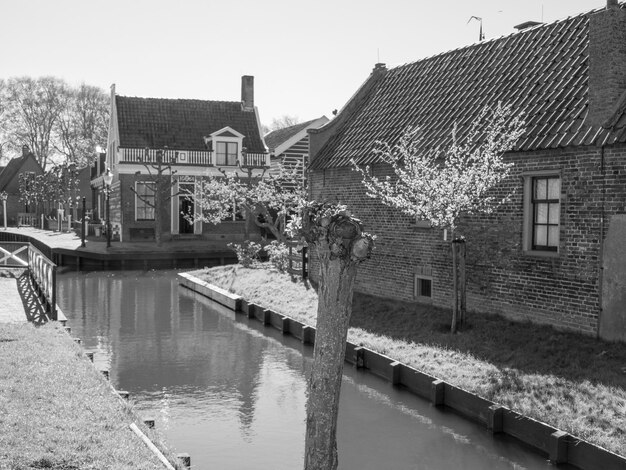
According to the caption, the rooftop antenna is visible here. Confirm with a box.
[467,16,485,41]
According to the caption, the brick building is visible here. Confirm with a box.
[308,1,626,341]
[94,76,269,243]
[0,146,44,226]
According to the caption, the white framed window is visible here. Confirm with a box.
[204,127,244,167]
[216,142,238,166]
[522,171,561,255]
[135,182,155,221]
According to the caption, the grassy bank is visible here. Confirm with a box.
[192,264,626,457]
[0,322,177,469]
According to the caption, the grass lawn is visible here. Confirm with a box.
[192,264,626,457]
[0,322,178,470]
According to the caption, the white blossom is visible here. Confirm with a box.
[353,103,525,232]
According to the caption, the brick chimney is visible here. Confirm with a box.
[21,145,30,157]
[588,1,626,127]
[241,75,254,111]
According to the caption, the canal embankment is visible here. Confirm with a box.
[0,227,236,270]
[0,321,180,469]
[182,265,626,470]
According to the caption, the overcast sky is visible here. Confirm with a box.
[0,0,607,127]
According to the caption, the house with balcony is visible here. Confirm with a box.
[93,76,269,243]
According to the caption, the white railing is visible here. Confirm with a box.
[119,148,213,166]
[241,152,271,168]
[28,244,57,320]
[18,213,38,227]
[119,148,269,168]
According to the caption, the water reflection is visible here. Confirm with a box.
[58,270,566,470]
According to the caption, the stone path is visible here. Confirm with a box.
[0,276,27,323]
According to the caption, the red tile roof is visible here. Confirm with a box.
[311,4,626,170]
[116,96,266,153]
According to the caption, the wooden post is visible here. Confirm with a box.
[431,379,445,406]
[176,453,191,468]
[459,239,466,327]
[301,325,314,344]
[302,246,308,279]
[390,361,402,385]
[549,431,569,464]
[488,405,504,433]
[51,265,57,321]
[451,239,458,334]
[81,196,86,248]
[353,346,365,369]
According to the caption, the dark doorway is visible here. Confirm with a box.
[179,196,194,234]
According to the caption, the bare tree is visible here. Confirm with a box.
[54,84,109,168]
[354,103,524,333]
[0,77,108,169]
[130,147,179,247]
[0,76,67,169]
[264,114,301,133]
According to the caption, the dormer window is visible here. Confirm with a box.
[216,142,238,166]
[204,126,245,167]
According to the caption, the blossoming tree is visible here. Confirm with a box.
[193,162,306,242]
[353,103,524,333]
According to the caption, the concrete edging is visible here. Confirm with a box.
[59,326,189,469]
[177,272,626,470]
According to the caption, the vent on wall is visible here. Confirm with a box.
[414,274,433,300]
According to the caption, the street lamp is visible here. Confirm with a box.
[0,191,7,230]
[103,168,113,249]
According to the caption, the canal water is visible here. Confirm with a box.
[58,270,560,470]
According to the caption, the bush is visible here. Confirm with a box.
[264,241,289,272]
[227,240,262,267]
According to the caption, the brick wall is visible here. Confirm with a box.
[308,144,626,336]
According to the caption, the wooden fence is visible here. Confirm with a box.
[0,241,29,267]
[287,242,308,279]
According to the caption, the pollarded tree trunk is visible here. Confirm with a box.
[451,238,459,333]
[304,250,358,470]
[295,203,375,470]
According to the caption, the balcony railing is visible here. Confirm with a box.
[119,148,269,168]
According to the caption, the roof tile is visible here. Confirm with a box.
[116,97,265,153]
[311,5,626,170]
